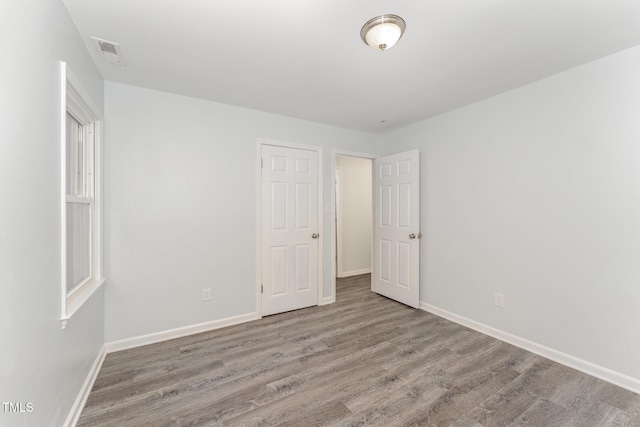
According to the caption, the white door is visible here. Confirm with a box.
[373,150,420,308]
[262,144,319,316]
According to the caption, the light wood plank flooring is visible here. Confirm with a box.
[79,275,640,426]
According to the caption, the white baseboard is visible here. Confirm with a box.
[64,345,106,427]
[105,312,260,353]
[420,302,640,395]
[320,295,335,306]
[337,268,371,278]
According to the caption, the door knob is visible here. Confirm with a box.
[312,233,319,239]
[409,234,416,239]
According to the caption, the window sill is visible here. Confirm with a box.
[61,277,106,329]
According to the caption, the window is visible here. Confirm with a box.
[61,62,104,327]
[66,112,93,295]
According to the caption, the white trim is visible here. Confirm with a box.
[93,119,104,283]
[64,345,106,427]
[420,301,640,395]
[330,150,376,302]
[335,166,343,277]
[62,279,106,330]
[65,67,102,120]
[332,149,378,159]
[258,137,322,152]
[60,62,68,321]
[66,195,92,204]
[255,142,263,317]
[317,148,323,310]
[337,268,372,278]
[60,61,105,328]
[320,296,336,306]
[105,312,260,353]
[256,138,324,316]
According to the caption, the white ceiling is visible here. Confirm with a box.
[62,0,640,134]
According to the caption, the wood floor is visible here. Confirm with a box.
[79,275,640,426]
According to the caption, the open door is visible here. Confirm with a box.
[373,150,420,308]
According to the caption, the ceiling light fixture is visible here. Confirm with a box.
[360,14,406,51]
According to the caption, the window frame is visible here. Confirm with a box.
[60,62,105,328]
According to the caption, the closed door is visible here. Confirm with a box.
[373,150,420,308]
[261,145,319,316]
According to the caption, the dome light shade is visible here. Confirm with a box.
[360,14,406,51]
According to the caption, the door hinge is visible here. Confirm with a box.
[261,284,263,293]
[261,158,264,168]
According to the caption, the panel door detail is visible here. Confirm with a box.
[262,145,319,316]
[373,150,420,308]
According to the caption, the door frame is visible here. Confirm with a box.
[330,149,376,303]
[256,138,323,317]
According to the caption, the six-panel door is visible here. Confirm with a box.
[373,150,420,308]
[261,145,319,316]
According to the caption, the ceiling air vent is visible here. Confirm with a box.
[91,37,126,66]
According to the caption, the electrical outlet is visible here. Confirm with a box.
[494,292,504,308]
[202,288,211,302]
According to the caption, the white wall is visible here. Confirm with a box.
[336,156,372,277]
[104,82,379,342]
[0,1,105,426]
[380,45,640,383]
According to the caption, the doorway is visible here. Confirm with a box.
[331,149,421,308]
[331,151,375,302]
[336,155,373,278]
